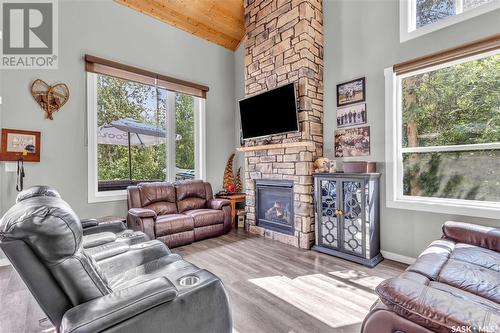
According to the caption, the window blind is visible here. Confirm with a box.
[394,34,500,75]
[85,54,209,98]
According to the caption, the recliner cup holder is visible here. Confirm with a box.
[179,275,200,286]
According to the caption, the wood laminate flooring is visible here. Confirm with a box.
[0,229,406,333]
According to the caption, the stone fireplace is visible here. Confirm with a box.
[242,0,324,249]
[256,179,294,235]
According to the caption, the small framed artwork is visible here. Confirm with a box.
[337,103,367,128]
[337,77,366,107]
[0,129,41,162]
[334,126,370,157]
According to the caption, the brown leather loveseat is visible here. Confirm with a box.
[127,180,231,248]
[362,221,500,333]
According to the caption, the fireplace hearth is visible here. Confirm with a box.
[256,179,294,235]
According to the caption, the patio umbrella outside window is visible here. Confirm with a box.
[97,118,181,181]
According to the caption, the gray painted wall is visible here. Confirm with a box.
[232,1,500,259]
[323,0,500,258]
[234,44,245,185]
[0,0,235,218]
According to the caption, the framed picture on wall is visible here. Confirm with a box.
[337,103,367,128]
[0,128,41,162]
[337,77,366,106]
[334,126,370,157]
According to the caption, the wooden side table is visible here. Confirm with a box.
[216,193,246,227]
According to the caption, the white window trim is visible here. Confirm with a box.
[384,49,500,219]
[400,0,500,43]
[166,91,176,182]
[87,73,125,203]
[195,97,207,181]
[87,73,206,203]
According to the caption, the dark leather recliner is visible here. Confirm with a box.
[15,186,150,262]
[127,180,232,248]
[0,186,232,333]
[362,221,500,333]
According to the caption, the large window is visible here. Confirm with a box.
[86,56,206,202]
[96,75,168,191]
[400,0,499,42]
[385,38,500,218]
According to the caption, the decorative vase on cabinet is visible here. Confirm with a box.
[312,173,383,267]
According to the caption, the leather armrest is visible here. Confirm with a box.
[82,221,126,236]
[85,242,130,261]
[207,199,230,210]
[127,209,156,240]
[82,232,117,249]
[96,240,176,277]
[128,208,157,219]
[80,218,98,228]
[361,300,436,333]
[60,277,178,333]
[442,221,500,251]
[376,277,500,333]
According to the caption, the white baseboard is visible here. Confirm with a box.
[0,258,11,267]
[381,250,416,265]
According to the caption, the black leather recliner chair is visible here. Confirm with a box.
[0,186,232,333]
[14,186,151,262]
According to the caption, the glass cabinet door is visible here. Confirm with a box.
[319,180,340,249]
[341,180,365,257]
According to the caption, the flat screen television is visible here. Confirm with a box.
[239,83,299,140]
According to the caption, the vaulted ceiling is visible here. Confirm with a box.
[115,0,245,51]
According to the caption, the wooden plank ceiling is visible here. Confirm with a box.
[115,0,244,51]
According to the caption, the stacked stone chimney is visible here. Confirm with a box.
[243,0,324,248]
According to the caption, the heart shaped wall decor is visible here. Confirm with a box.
[31,79,70,120]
